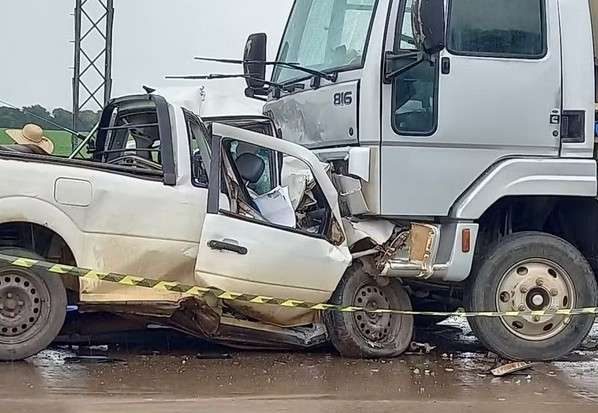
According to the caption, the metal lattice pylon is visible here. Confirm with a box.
[72,0,114,147]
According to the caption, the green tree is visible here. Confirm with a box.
[52,108,73,130]
[0,107,26,128]
[22,105,53,129]
[1,105,101,132]
[76,110,102,131]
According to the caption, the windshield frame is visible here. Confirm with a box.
[272,0,380,86]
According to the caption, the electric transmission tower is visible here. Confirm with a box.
[72,0,114,148]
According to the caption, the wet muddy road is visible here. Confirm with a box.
[1,320,597,413]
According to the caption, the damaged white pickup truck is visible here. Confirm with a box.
[0,92,428,361]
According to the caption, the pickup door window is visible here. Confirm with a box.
[194,124,351,300]
[227,140,277,196]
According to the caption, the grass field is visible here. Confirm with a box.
[0,128,74,156]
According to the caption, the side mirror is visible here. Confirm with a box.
[243,33,267,90]
[412,0,446,55]
[192,150,209,187]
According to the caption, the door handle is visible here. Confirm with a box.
[208,240,248,255]
[441,57,451,74]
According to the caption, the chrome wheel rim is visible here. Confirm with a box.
[496,258,575,341]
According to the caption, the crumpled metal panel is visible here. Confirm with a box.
[343,218,397,247]
[264,81,360,148]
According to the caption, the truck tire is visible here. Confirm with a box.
[465,232,597,361]
[0,248,67,361]
[324,265,413,358]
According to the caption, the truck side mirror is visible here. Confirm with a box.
[412,0,446,55]
[243,33,267,91]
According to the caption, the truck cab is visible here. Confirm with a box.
[261,0,596,217]
[238,0,598,360]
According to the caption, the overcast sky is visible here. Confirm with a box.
[0,0,293,109]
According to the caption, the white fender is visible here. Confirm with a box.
[0,196,84,263]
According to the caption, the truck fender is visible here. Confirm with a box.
[450,158,597,220]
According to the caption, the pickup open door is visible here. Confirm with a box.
[193,124,352,325]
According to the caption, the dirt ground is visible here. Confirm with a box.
[1,319,597,413]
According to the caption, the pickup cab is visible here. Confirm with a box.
[0,91,414,360]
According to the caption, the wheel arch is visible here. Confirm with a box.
[450,158,597,220]
[0,197,83,300]
[473,195,598,281]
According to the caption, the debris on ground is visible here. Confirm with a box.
[195,352,233,360]
[580,338,598,351]
[409,342,437,354]
[491,361,534,377]
[64,356,126,364]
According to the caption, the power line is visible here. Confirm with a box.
[0,97,81,137]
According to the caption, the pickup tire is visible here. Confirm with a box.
[465,232,597,361]
[0,248,67,361]
[324,265,413,358]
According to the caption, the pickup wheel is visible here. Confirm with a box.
[324,265,413,358]
[0,248,67,361]
[465,232,597,361]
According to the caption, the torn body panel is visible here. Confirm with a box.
[79,298,221,338]
[76,299,327,351]
[343,218,396,247]
[313,146,380,215]
[213,318,328,350]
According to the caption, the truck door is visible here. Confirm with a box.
[193,124,352,307]
[381,0,562,216]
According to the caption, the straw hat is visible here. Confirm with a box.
[5,124,54,154]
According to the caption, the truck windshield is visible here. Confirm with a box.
[273,0,378,84]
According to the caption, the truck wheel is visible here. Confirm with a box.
[324,265,413,358]
[0,248,67,361]
[465,232,597,361]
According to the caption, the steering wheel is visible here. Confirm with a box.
[106,155,162,171]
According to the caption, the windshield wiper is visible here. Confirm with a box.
[194,57,338,83]
[165,73,306,96]
[166,73,283,87]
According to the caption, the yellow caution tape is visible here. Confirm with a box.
[1,253,597,318]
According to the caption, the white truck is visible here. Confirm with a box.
[0,89,417,361]
[197,0,598,361]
